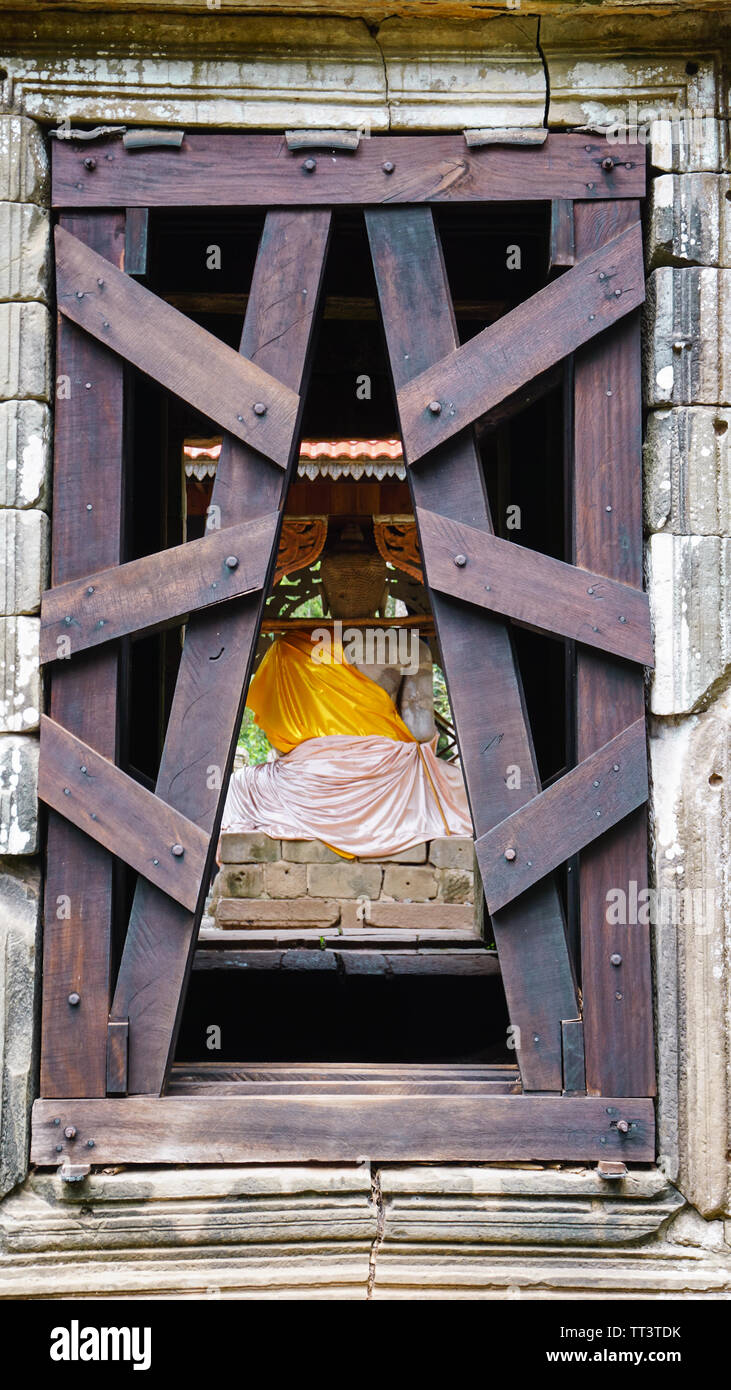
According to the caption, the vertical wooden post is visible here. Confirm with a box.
[40,211,126,1098]
[573,200,655,1097]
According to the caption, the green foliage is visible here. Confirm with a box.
[237,706,273,765]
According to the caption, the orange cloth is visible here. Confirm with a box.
[247,631,414,752]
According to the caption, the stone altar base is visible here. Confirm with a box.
[212,832,476,932]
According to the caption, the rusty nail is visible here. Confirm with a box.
[171,843,184,857]
[253,402,267,416]
[610,953,622,966]
[382,160,395,174]
[83,157,96,171]
[225,555,239,569]
[64,1126,77,1140]
[67,992,80,1006]
[428,400,442,415]
[453,554,467,567]
[616,1119,630,1134]
[302,158,317,172]
[601,157,615,171]
[504,848,516,862]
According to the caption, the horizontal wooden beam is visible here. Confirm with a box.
[398,221,644,463]
[55,226,298,469]
[41,512,279,664]
[31,1092,655,1163]
[475,718,649,915]
[164,291,510,322]
[417,508,653,666]
[52,133,645,209]
[38,716,209,913]
[192,947,501,978]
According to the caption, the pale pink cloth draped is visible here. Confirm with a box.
[221,734,473,858]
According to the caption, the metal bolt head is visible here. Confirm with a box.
[87,1139,95,1149]
[618,615,627,623]
[601,156,615,171]
[152,858,159,867]
[253,402,267,416]
[382,160,395,174]
[428,400,442,415]
[616,1119,630,1134]
[76,290,84,300]
[614,289,622,298]
[68,992,80,1007]
[86,585,94,595]
[610,953,622,967]
[453,554,467,568]
[504,848,517,862]
[83,156,96,171]
[225,555,239,570]
[302,157,317,172]
[171,843,184,857]
[64,1126,77,1140]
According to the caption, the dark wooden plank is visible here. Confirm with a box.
[40,211,125,1101]
[31,1093,655,1164]
[39,716,209,912]
[398,221,645,463]
[112,211,332,1094]
[192,948,501,977]
[367,207,578,1092]
[417,508,653,665]
[549,198,575,270]
[171,1062,517,1082]
[573,201,655,1098]
[124,207,149,277]
[106,1020,129,1096]
[561,1019,586,1094]
[40,511,279,663]
[55,226,298,468]
[52,133,645,208]
[475,718,648,914]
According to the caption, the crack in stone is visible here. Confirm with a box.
[367,1164,385,1299]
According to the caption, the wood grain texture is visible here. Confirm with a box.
[367,207,578,1091]
[476,719,648,914]
[40,512,279,663]
[31,1093,655,1164]
[55,225,298,468]
[124,207,149,277]
[417,508,653,665]
[550,199,576,270]
[193,948,502,977]
[111,211,332,1094]
[398,221,645,463]
[561,1019,586,1095]
[106,1020,129,1096]
[51,133,645,208]
[573,201,655,1098]
[40,212,125,1100]
[39,716,209,913]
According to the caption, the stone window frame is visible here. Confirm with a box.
[0,8,729,1293]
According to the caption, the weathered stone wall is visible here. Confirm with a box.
[0,115,50,1200]
[212,832,475,932]
[0,1,728,1295]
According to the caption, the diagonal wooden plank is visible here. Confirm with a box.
[475,719,648,915]
[40,512,279,664]
[39,717,210,912]
[397,221,644,464]
[51,133,646,209]
[111,210,332,1094]
[54,225,298,468]
[40,211,125,1101]
[573,201,655,1098]
[367,206,579,1092]
[416,508,653,666]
